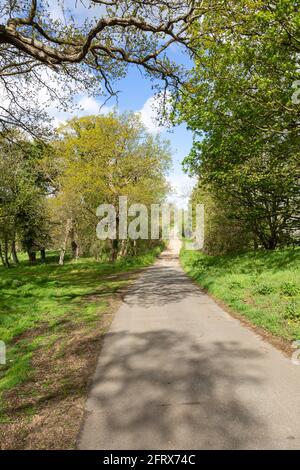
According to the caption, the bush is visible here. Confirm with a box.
[253,283,274,295]
[228,280,244,289]
[280,282,299,297]
[284,302,300,321]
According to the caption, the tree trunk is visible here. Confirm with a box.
[263,235,278,250]
[119,239,129,258]
[59,218,71,266]
[0,243,7,267]
[70,225,80,260]
[4,237,10,267]
[110,238,119,262]
[11,238,19,264]
[27,249,36,264]
[40,248,46,264]
[71,241,79,260]
[109,214,119,262]
[59,249,65,266]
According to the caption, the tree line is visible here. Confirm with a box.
[0,113,171,266]
[177,0,299,253]
[0,1,299,259]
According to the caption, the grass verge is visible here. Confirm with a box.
[0,245,163,449]
[180,246,300,343]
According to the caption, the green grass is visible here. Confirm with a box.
[180,246,300,341]
[0,245,164,397]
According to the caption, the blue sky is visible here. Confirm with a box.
[113,66,194,208]
[45,1,195,207]
[48,64,195,208]
[107,43,195,207]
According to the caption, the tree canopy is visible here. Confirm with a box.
[52,112,171,262]
[0,112,171,265]
[177,0,300,251]
[0,0,200,137]
[0,1,299,262]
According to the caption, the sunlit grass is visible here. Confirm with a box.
[180,246,300,341]
[0,245,164,397]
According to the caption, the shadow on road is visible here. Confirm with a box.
[124,265,204,307]
[87,328,265,449]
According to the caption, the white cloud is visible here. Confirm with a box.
[77,96,100,115]
[49,95,113,128]
[138,93,171,133]
[0,67,112,132]
[137,95,195,208]
[167,173,196,209]
[48,0,105,23]
[0,83,10,109]
[30,68,112,127]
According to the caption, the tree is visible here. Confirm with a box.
[177,0,300,251]
[190,183,252,255]
[0,0,201,137]
[0,134,51,265]
[51,112,171,263]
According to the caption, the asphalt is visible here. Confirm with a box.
[78,239,300,449]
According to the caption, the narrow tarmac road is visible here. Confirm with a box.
[78,240,300,450]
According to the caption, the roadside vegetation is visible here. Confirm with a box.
[0,0,299,450]
[0,92,170,450]
[177,2,299,344]
[0,111,170,448]
[0,245,163,449]
[0,113,171,267]
[177,1,299,254]
[180,247,300,342]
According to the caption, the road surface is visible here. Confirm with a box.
[78,239,300,449]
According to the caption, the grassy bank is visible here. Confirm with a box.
[180,247,300,342]
[0,245,163,449]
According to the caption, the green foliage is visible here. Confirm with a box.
[280,282,299,297]
[0,244,164,395]
[190,183,252,255]
[50,112,171,262]
[0,113,170,266]
[284,302,300,321]
[0,1,190,138]
[177,1,300,250]
[180,246,300,341]
[0,135,52,266]
[253,284,274,296]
